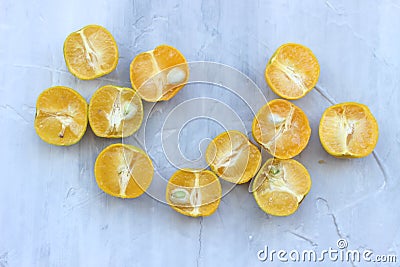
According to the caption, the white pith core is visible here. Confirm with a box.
[338,111,356,152]
[213,139,250,177]
[260,164,303,202]
[272,58,308,93]
[264,106,295,149]
[78,29,100,72]
[190,172,202,216]
[37,105,80,138]
[106,90,138,135]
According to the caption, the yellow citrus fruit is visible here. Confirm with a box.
[34,86,88,146]
[88,85,143,138]
[205,130,262,184]
[64,24,119,80]
[94,143,154,198]
[166,169,221,217]
[319,102,379,158]
[130,44,189,102]
[252,158,311,216]
[252,99,311,159]
[265,43,320,100]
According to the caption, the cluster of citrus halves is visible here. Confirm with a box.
[34,25,378,217]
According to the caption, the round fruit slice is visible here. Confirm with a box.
[205,130,262,184]
[130,44,189,102]
[34,86,88,146]
[166,169,222,217]
[265,43,320,100]
[319,102,379,158]
[94,143,154,198]
[252,99,311,159]
[88,85,143,138]
[64,24,119,80]
[252,158,311,216]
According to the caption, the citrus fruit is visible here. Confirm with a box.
[265,43,319,99]
[94,143,154,198]
[252,158,311,216]
[166,169,221,217]
[205,130,262,184]
[63,24,119,80]
[252,99,311,159]
[130,44,189,102]
[88,85,143,138]
[34,86,88,146]
[319,102,379,158]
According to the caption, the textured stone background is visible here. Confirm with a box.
[1,0,399,266]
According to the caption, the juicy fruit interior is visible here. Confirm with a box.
[166,170,221,217]
[320,103,378,157]
[89,86,143,138]
[130,45,188,101]
[266,44,319,99]
[253,99,311,159]
[34,86,87,146]
[64,25,118,79]
[252,158,311,216]
[95,144,153,198]
[206,131,261,184]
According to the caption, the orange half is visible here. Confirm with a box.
[166,169,221,217]
[64,24,119,80]
[88,85,143,138]
[252,158,311,216]
[265,43,319,99]
[34,86,88,146]
[94,143,154,198]
[130,44,189,102]
[252,99,311,159]
[205,130,262,184]
[319,102,379,158]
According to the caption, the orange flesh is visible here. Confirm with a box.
[252,158,311,216]
[130,45,188,102]
[266,43,319,99]
[166,169,221,217]
[34,86,87,146]
[319,102,379,157]
[252,99,311,159]
[64,25,118,80]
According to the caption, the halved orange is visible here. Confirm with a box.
[252,158,311,216]
[34,86,88,146]
[265,43,319,99]
[64,25,119,80]
[94,143,154,198]
[319,102,379,158]
[130,44,189,102]
[252,99,311,159]
[205,130,262,184]
[166,169,221,217]
[88,85,143,138]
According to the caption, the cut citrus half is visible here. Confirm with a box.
[319,102,379,158]
[130,44,189,102]
[64,24,119,80]
[94,143,153,198]
[252,158,311,216]
[252,99,311,159]
[88,85,143,138]
[205,130,262,184]
[265,43,319,99]
[34,86,88,146]
[166,169,221,217]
